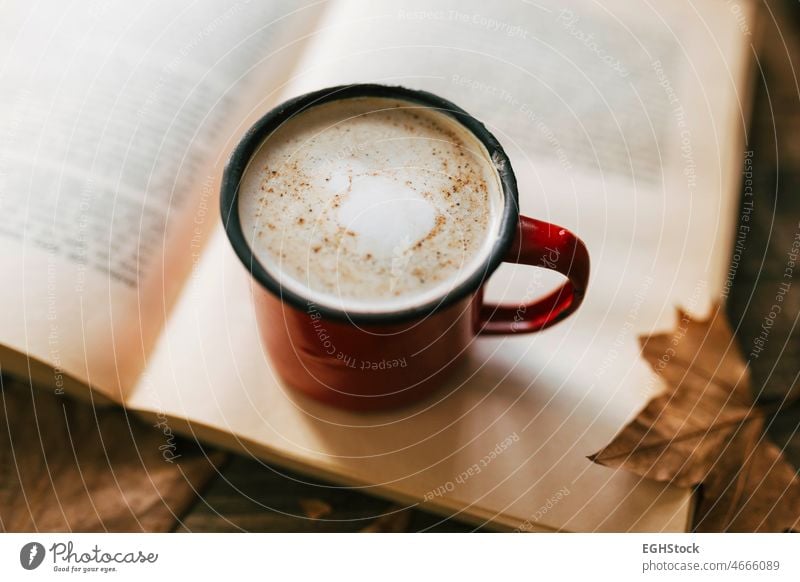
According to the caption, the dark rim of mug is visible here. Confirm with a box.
[220,83,519,325]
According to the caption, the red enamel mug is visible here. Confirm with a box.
[221,84,590,411]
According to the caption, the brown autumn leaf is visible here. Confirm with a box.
[360,506,412,532]
[298,498,333,520]
[589,305,800,532]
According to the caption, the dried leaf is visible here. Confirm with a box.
[589,305,800,532]
[298,498,332,519]
[695,419,800,532]
[360,507,412,532]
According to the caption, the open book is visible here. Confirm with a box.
[0,0,757,531]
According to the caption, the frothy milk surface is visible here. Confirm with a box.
[239,96,503,313]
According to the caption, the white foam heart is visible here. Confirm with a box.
[336,170,437,259]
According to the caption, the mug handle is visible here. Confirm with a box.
[478,216,590,335]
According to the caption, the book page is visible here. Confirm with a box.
[131,0,756,531]
[0,0,326,399]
